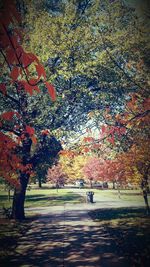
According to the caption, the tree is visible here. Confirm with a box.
[46,163,67,191]
[32,133,62,188]
[22,0,149,136]
[120,140,150,213]
[0,0,61,220]
[82,157,98,188]
[19,0,149,152]
[59,150,88,183]
[1,0,149,221]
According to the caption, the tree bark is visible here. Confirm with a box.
[112,181,115,189]
[56,183,59,193]
[11,133,32,220]
[116,182,121,199]
[8,188,11,202]
[11,173,29,220]
[90,180,93,188]
[142,189,150,214]
[141,171,150,214]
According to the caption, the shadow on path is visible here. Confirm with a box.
[1,207,150,267]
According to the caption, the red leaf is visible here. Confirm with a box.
[26,126,35,135]
[29,78,37,84]
[9,3,21,23]
[10,35,18,49]
[35,64,46,79]
[31,135,37,144]
[0,7,14,27]
[41,129,50,135]
[22,80,40,95]
[84,147,90,153]
[21,81,32,95]
[45,82,56,101]
[143,98,150,110]
[1,111,19,120]
[107,135,115,145]
[101,125,106,134]
[16,45,24,58]
[0,32,10,48]
[20,52,39,68]
[33,85,40,93]
[10,67,20,81]
[119,127,126,135]
[127,101,134,110]
[6,49,17,64]
[0,83,7,95]
[20,52,33,68]
[83,137,94,143]
[27,53,39,64]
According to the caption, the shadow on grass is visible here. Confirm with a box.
[24,193,83,203]
[26,194,80,200]
[121,192,142,196]
[89,207,148,221]
[0,195,13,201]
[0,193,84,207]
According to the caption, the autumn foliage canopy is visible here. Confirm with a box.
[0,0,56,188]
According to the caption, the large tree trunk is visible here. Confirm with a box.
[11,132,32,220]
[11,173,29,220]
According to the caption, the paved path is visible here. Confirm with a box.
[9,207,129,267]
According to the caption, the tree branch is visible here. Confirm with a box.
[2,24,42,87]
[99,30,144,91]
[127,110,150,122]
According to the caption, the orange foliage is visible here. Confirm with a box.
[0,0,56,188]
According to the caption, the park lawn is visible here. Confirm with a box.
[25,188,85,207]
[70,188,145,204]
[0,185,146,210]
[94,189,145,202]
[0,187,85,209]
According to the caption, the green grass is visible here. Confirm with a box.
[94,189,144,202]
[89,207,148,222]
[0,187,84,209]
[73,188,145,204]
[25,188,84,207]
[0,185,147,210]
